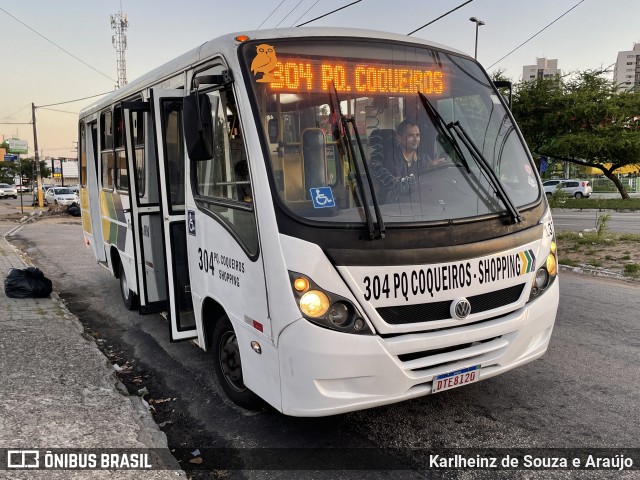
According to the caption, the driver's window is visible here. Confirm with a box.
[193,84,258,256]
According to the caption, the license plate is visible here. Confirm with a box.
[432,365,479,393]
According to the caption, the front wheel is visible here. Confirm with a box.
[212,315,263,410]
[119,261,138,310]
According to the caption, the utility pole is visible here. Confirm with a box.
[111,9,129,88]
[31,103,44,207]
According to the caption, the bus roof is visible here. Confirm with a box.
[79,27,470,117]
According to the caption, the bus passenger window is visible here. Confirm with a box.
[100,110,114,189]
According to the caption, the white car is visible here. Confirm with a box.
[543,179,592,198]
[45,187,79,206]
[0,183,18,199]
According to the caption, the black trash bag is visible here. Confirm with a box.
[4,267,53,298]
[67,202,81,217]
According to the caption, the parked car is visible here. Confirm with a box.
[543,179,592,198]
[34,184,55,194]
[15,184,30,193]
[44,187,79,206]
[0,183,18,199]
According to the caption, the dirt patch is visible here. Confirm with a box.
[557,230,640,279]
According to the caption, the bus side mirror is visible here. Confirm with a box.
[183,93,214,161]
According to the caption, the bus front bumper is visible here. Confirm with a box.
[278,280,559,417]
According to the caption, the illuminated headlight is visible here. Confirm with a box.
[299,290,330,318]
[289,271,372,335]
[546,252,557,276]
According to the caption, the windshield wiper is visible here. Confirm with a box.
[447,120,521,224]
[329,85,385,239]
[418,91,470,174]
[418,92,521,224]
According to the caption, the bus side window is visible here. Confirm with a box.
[100,110,115,189]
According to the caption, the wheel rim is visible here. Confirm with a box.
[575,192,583,198]
[219,331,246,392]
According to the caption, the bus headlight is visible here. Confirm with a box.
[546,252,557,276]
[300,290,330,318]
[327,302,350,326]
[289,271,373,335]
[529,254,557,301]
[534,268,550,290]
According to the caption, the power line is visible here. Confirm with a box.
[0,104,32,122]
[36,91,113,109]
[408,0,474,36]
[487,0,585,70]
[296,0,362,27]
[0,7,116,83]
[38,108,79,115]
[292,0,321,27]
[275,0,306,28]
[257,0,287,29]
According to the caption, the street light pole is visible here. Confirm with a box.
[469,16,485,60]
[31,102,44,208]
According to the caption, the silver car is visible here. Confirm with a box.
[44,187,79,206]
[0,183,18,199]
[543,179,592,198]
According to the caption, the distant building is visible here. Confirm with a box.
[43,157,79,186]
[522,58,561,82]
[614,43,640,91]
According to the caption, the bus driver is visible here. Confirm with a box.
[371,118,446,202]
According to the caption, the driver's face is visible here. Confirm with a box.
[398,125,420,153]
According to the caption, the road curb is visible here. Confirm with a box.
[559,263,639,283]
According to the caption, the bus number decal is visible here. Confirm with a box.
[198,247,215,276]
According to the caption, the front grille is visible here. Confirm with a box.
[376,283,525,325]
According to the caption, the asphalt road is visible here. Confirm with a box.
[3,218,639,479]
[551,209,640,234]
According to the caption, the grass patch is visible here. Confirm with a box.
[587,259,603,267]
[552,197,640,210]
[619,234,640,242]
[556,231,612,246]
[623,263,640,277]
[620,255,631,261]
[559,258,581,267]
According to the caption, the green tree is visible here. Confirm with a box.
[512,70,640,199]
[0,161,21,183]
[8,158,52,185]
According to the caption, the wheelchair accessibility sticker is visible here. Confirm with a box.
[188,210,196,236]
[310,187,335,209]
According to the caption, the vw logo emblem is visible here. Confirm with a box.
[451,297,471,320]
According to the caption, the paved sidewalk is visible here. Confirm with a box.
[0,230,184,478]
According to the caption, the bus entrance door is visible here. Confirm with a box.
[151,89,197,341]
[122,101,167,315]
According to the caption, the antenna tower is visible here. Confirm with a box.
[111,8,128,88]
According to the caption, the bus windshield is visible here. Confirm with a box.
[242,38,540,225]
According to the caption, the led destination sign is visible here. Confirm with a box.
[264,57,445,95]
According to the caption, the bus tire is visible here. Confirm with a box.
[212,315,263,410]
[119,261,138,311]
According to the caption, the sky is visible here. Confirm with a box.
[1,0,639,159]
